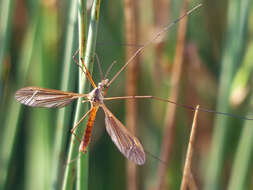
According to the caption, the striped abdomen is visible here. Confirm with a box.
[79,106,98,153]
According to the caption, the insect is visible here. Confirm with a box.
[15,59,148,164]
[15,4,205,165]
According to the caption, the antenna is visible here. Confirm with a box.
[105,60,117,79]
[106,3,202,88]
[95,53,104,80]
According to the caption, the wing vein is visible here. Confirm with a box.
[101,104,145,165]
[15,87,86,108]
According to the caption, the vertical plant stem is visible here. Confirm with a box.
[24,40,51,190]
[156,1,189,189]
[0,0,14,95]
[123,0,140,190]
[0,3,39,189]
[152,0,170,85]
[76,0,98,189]
[227,24,253,190]
[227,101,253,190]
[50,0,78,189]
[61,0,101,189]
[188,172,198,190]
[180,105,199,190]
[204,0,250,189]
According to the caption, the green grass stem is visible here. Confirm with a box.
[61,0,101,189]
[204,0,251,189]
[0,3,40,190]
[50,1,79,189]
[24,47,51,190]
[0,0,14,95]
[227,98,253,190]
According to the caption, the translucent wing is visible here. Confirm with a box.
[101,104,145,165]
[15,86,84,108]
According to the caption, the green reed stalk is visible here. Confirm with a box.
[227,21,253,190]
[0,3,40,190]
[0,0,14,95]
[50,1,78,189]
[227,105,253,190]
[24,44,51,190]
[61,0,101,189]
[204,0,250,189]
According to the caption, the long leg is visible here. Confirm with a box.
[104,95,195,110]
[72,50,97,88]
[106,4,202,88]
[71,107,93,136]
[103,96,253,120]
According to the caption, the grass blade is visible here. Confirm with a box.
[50,0,79,189]
[180,105,199,190]
[227,102,253,190]
[24,46,51,190]
[61,0,101,189]
[0,2,40,189]
[0,0,14,96]
[204,0,251,189]
[77,0,102,189]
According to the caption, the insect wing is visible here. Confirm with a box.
[102,104,145,165]
[15,87,83,108]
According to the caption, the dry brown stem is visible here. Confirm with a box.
[124,0,140,189]
[180,105,199,190]
[156,1,190,189]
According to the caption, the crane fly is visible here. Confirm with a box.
[15,4,208,165]
[15,60,146,165]
[14,3,253,165]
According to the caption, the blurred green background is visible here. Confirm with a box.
[1,0,253,189]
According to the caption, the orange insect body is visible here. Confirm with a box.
[79,107,98,153]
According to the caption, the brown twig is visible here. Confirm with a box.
[156,0,190,189]
[188,171,199,190]
[180,105,199,190]
[123,0,140,190]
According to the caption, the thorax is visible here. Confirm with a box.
[88,87,104,107]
